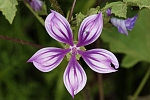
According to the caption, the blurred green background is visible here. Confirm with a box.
[0,0,150,100]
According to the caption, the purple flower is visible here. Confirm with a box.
[106,8,111,16]
[27,0,42,11]
[28,10,119,98]
[111,15,138,35]
[125,15,138,31]
[106,8,138,35]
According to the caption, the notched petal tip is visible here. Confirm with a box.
[78,49,119,73]
[77,12,103,47]
[63,55,87,97]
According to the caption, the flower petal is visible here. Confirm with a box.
[28,47,70,72]
[28,0,42,11]
[45,10,74,46]
[111,17,128,35]
[63,55,87,98]
[125,15,138,31]
[78,49,119,73]
[76,12,103,47]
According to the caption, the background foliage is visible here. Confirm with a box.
[0,0,150,100]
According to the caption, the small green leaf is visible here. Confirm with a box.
[0,0,18,24]
[101,9,150,68]
[75,12,85,26]
[75,6,100,26]
[124,0,150,9]
[86,6,100,15]
[103,1,127,18]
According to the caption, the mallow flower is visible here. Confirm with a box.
[106,9,138,35]
[28,10,119,98]
[27,0,42,11]
[111,15,138,35]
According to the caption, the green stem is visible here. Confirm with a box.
[0,35,44,49]
[68,0,76,22]
[98,74,104,100]
[82,86,92,100]
[131,67,150,100]
[67,0,77,41]
[74,26,79,41]
[95,38,104,100]
[24,1,45,26]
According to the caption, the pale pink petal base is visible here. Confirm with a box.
[28,47,70,72]
[63,55,87,98]
[78,49,119,73]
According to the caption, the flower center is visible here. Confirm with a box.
[71,46,78,55]
[65,42,86,61]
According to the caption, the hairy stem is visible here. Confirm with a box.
[68,0,76,22]
[95,38,104,100]
[49,0,64,16]
[0,35,44,49]
[98,74,104,100]
[24,0,45,26]
[82,86,92,100]
[131,67,150,100]
[78,60,92,100]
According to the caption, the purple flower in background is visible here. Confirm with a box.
[106,8,138,35]
[111,15,138,35]
[125,15,138,31]
[27,0,42,11]
[28,10,119,98]
[106,8,111,16]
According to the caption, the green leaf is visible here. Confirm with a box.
[121,56,140,68]
[86,6,100,15]
[103,1,127,18]
[75,12,85,26]
[101,9,150,68]
[124,0,150,9]
[0,0,18,24]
